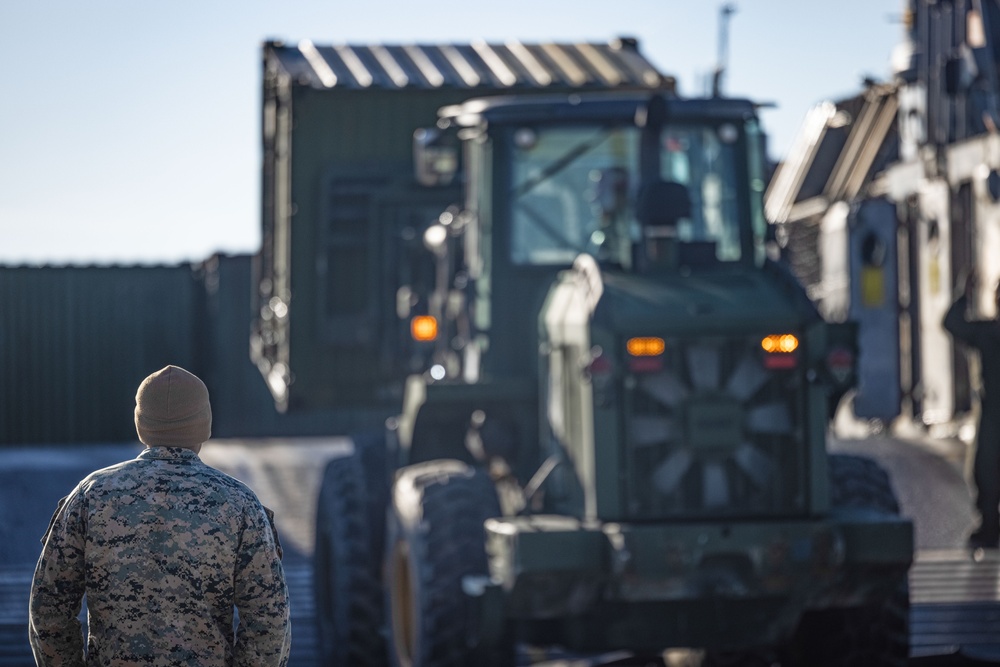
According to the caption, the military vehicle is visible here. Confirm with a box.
[312,90,914,666]
[251,38,670,427]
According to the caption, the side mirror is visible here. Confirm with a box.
[413,127,458,187]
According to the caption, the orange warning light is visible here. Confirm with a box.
[627,337,665,357]
[411,315,438,342]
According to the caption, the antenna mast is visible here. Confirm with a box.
[712,3,737,97]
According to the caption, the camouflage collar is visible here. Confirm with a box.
[138,446,201,462]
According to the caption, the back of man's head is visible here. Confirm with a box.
[134,365,212,448]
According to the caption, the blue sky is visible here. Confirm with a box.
[0,1,903,265]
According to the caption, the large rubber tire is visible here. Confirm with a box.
[785,576,909,667]
[783,453,910,667]
[827,453,901,515]
[384,459,513,667]
[313,434,390,667]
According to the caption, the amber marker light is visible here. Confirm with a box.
[761,334,799,354]
[761,333,799,369]
[627,337,666,357]
[411,315,438,342]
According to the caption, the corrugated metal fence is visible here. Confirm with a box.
[0,256,346,445]
[0,264,202,444]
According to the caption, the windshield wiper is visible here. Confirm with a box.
[513,128,613,197]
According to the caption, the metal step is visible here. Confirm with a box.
[909,548,1000,662]
[0,625,33,667]
[0,567,30,627]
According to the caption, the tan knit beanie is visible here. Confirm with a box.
[134,365,212,447]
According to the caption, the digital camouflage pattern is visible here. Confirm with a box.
[29,446,291,667]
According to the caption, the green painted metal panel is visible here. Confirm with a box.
[283,87,486,411]
[0,265,200,444]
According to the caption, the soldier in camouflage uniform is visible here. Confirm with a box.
[29,365,291,666]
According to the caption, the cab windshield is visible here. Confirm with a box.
[509,121,747,268]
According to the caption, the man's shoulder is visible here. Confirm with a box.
[80,455,260,503]
[196,463,257,493]
[193,464,270,513]
[77,457,145,488]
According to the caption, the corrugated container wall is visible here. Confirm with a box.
[198,254,274,438]
[199,253,384,438]
[198,254,354,438]
[285,87,475,413]
[0,265,201,444]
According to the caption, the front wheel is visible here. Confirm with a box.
[783,454,910,666]
[827,453,900,515]
[384,459,513,667]
[784,575,909,667]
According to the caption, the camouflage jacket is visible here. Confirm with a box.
[29,446,291,667]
